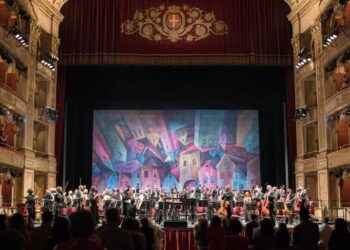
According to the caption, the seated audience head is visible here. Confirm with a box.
[105,208,122,226]
[334,218,350,234]
[70,210,95,238]
[210,215,221,227]
[121,217,134,231]
[52,216,70,237]
[140,217,150,227]
[197,218,208,230]
[260,218,275,237]
[9,213,26,230]
[278,222,287,230]
[251,214,258,222]
[42,211,53,224]
[0,229,27,250]
[228,219,243,236]
[0,214,7,233]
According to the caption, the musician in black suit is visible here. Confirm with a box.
[222,187,234,219]
[26,188,35,221]
[54,186,64,217]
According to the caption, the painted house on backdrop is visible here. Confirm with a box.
[233,168,247,191]
[139,111,162,148]
[216,155,235,188]
[246,157,260,187]
[116,160,142,174]
[126,138,146,161]
[141,165,160,189]
[223,144,259,190]
[162,174,179,192]
[131,168,141,189]
[122,111,146,140]
[175,125,194,147]
[198,160,217,189]
[119,173,131,190]
[179,145,200,189]
[194,111,225,148]
[95,117,128,164]
[219,111,238,147]
[159,114,177,160]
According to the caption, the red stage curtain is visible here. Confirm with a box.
[59,0,292,66]
[164,228,195,250]
[55,66,66,183]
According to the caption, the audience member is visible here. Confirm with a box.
[55,210,103,250]
[319,217,333,250]
[195,218,208,250]
[148,218,165,250]
[44,216,71,250]
[121,217,146,250]
[245,214,259,243]
[225,219,248,250]
[275,223,290,248]
[206,216,225,250]
[0,229,27,250]
[97,208,134,250]
[9,213,30,243]
[0,214,8,234]
[328,218,350,250]
[254,218,275,250]
[292,208,319,250]
[140,217,154,250]
[29,211,53,250]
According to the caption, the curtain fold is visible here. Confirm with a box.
[59,0,292,66]
[55,66,66,184]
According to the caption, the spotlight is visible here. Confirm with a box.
[294,106,311,120]
[295,48,312,69]
[41,107,58,122]
[0,107,10,116]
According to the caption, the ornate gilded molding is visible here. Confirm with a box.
[121,5,228,43]
[51,35,60,54]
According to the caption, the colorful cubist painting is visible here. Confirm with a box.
[92,110,260,193]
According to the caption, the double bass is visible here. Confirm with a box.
[217,199,229,218]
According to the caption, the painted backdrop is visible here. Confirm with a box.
[92,110,260,192]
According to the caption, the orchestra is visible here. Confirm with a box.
[21,183,312,226]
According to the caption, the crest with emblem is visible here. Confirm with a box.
[121,5,228,43]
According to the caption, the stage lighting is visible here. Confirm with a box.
[328,114,340,121]
[7,26,29,48]
[0,107,10,116]
[294,106,310,120]
[40,53,57,71]
[41,106,58,122]
[323,28,340,48]
[295,48,312,69]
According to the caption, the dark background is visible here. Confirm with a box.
[62,66,290,190]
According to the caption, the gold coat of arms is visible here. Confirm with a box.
[121,5,228,43]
